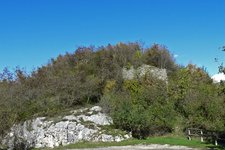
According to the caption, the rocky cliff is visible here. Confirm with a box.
[2,106,131,149]
[122,64,167,81]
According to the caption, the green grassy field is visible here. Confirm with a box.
[35,136,224,150]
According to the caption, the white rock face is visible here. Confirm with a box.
[2,106,131,149]
[122,64,167,82]
[211,73,225,83]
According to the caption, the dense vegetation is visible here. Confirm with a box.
[0,42,224,141]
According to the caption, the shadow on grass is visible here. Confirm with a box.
[206,145,225,150]
[205,141,225,150]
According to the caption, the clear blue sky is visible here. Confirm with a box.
[0,0,225,75]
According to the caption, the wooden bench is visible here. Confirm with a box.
[186,128,218,145]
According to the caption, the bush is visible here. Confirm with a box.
[101,77,175,139]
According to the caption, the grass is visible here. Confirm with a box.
[34,135,224,150]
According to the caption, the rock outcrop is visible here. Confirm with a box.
[2,106,131,149]
[122,64,167,81]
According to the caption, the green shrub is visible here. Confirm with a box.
[101,77,175,139]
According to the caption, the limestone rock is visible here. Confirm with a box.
[122,64,167,82]
[2,106,131,149]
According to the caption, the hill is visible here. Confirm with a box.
[0,42,225,149]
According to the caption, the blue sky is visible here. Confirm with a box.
[0,0,225,75]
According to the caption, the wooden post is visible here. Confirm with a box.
[188,136,191,140]
[188,129,191,140]
[200,130,204,142]
[188,129,190,135]
[215,139,218,146]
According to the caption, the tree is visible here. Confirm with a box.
[168,64,225,132]
[143,44,177,74]
[101,74,175,139]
